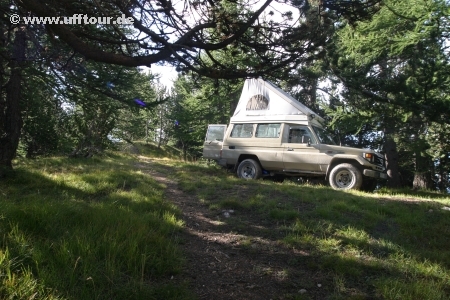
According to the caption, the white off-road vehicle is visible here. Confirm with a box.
[203,78,386,191]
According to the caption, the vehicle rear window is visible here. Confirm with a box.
[230,124,254,138]
[255,123,281,138]
[205,125,226,142]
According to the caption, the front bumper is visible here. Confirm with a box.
[363,169,387,179]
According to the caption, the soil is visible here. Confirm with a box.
[136,158,332,300]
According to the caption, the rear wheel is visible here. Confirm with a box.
[329,163,363,190]
[237,159,262,179]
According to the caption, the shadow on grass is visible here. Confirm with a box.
[150,160,450,300]
[0,157,194,300]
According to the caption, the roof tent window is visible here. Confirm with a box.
[246,94,269,110]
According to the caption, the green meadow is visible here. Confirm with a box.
[1,144,449,299]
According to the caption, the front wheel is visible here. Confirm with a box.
[237,159,262,180]
[329,163,363,190]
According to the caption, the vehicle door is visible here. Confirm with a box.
[282,125,322,172]
[203,124,227,160]
[252,123,283,169]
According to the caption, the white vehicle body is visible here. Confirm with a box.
[203,78,387,190]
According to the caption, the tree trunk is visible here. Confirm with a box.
[145,118,149,144]
[384,136,401,188]
[157,108,163,149]
[0,28,26,177]
[437,157,448,192]
[413,173,432,190]
[412,152,433,190]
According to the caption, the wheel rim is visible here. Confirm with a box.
[334,169,355,188]
[241,163,255,179]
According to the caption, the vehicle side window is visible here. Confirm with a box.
[255,123,281,138]
[230,124,254,138]
[288,126,315,144]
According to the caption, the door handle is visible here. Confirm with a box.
[229,146,235,149]
[287,148,294,151]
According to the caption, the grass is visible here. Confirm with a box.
[149,158,450,300]
[1,145,450,299]
[0,152,192,300]
[120,141,182,160]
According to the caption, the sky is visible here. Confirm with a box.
[148,65,177,90]
[142,1,301,90]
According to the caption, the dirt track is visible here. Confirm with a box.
[136,158,331,300]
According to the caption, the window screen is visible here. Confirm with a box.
[230,124,254,138]
[256,123,281,138]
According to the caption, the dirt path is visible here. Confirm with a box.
[136,158,330,300]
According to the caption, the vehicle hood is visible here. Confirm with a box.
[320,144,380,156]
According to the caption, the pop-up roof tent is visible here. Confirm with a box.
[230,78,324,125]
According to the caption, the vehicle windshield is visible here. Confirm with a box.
[312,126,337,145]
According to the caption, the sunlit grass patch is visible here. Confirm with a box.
[157,159,450,300]
[375,187,450,205]
[0,248,64,300]
[127,141,182,159]
[6,151,449,300]
[285,219,449,298]
[374,277,448,300]
[372,255,450,299]
[1,155,191,300]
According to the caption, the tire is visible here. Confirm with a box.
[237,159,262,179]
[329,163,363,190]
